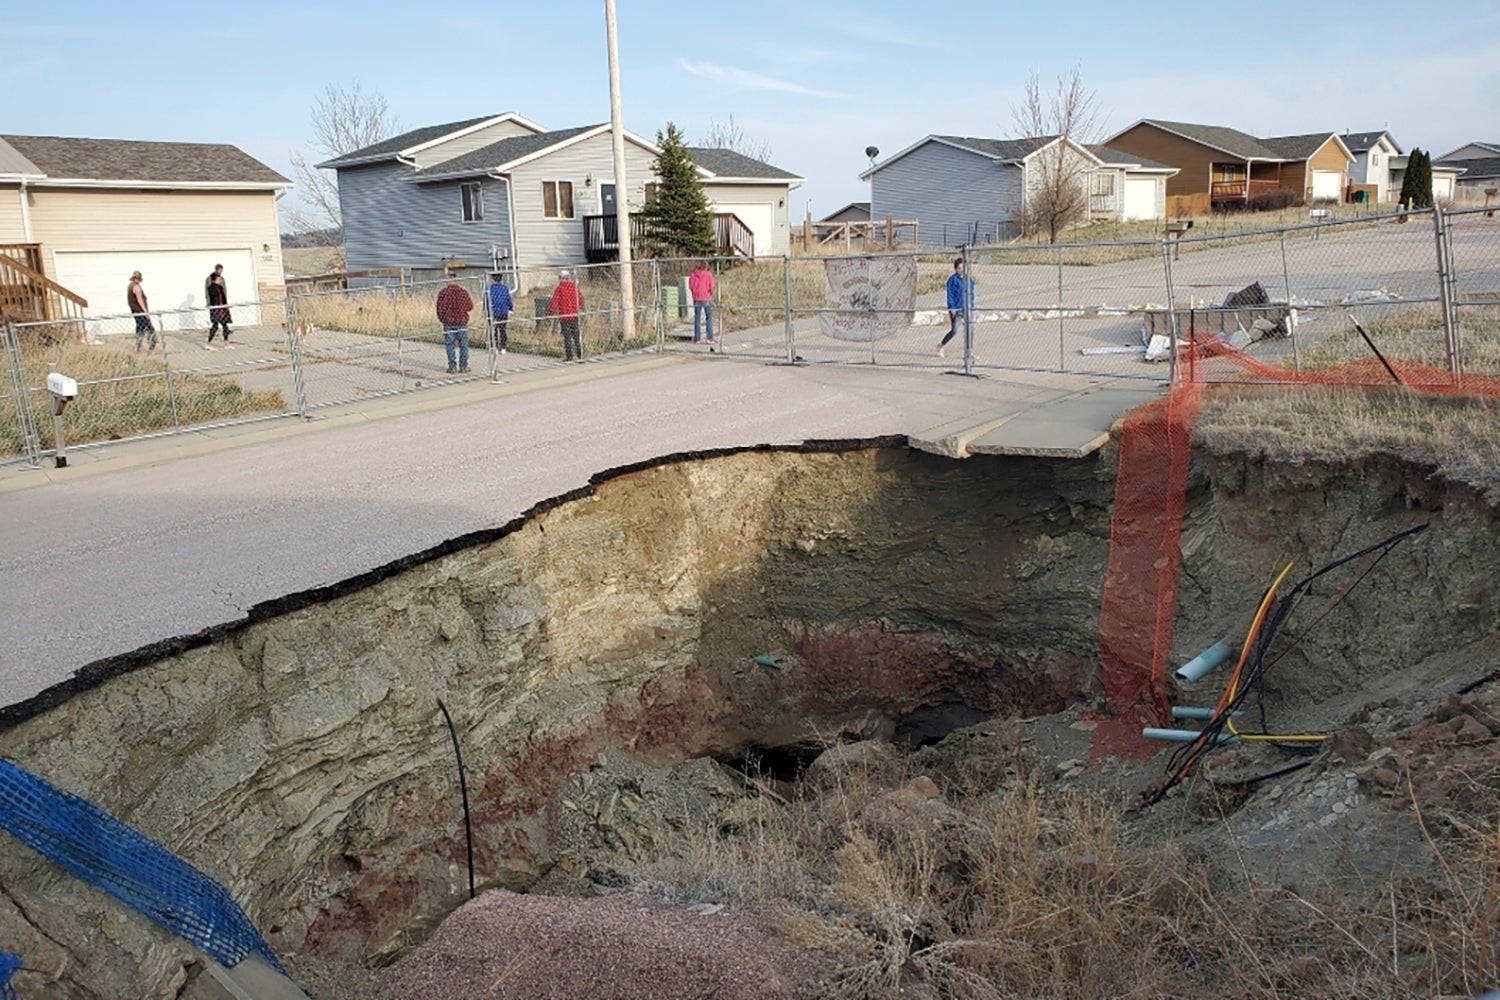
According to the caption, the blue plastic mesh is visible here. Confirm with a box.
[0,950,20,999]
[0,758,280,972]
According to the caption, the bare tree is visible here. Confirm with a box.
[285,81,399,255]
[701,114,773,163]
[1011,67,1101,242]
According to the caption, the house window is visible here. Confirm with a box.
[543,180,575,219]
[1090,172,1115,198]
[643,182,658,205]
[461,182,484,223]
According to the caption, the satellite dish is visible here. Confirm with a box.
[864,146,880,160]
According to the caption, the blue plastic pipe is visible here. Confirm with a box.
[1170,706,1242,721]
[1142,727,1236,745]
[1174,641,1235,684]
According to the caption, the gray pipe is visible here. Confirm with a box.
[1174,641,1235,684]
[1143,727,1236,745]
[1170,706,1242,721]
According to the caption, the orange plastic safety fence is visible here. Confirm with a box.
[1097,329,1500,733]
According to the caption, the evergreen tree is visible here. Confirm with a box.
[639,123,717,258]
[1398,147,1434,209]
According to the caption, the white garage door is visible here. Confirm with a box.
[53,248,260,337]
[1433,175,1454,201]
[712,203,774,257]
[1311,170,1343,201]
[1122,176,1159,222]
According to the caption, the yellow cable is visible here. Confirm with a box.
[1220,562,1327,744]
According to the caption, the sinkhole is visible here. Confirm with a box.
[0,441,1490,998]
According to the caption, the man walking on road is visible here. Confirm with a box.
[548,270,584,362]
[436,275,474,373]
[938,257,973,359]
[487,272,513,354]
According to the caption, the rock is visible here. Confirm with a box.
[1451,716,1492,746]
[804,740,901,792]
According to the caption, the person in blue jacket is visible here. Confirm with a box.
[487,272,514,353]
[938,257,973,359]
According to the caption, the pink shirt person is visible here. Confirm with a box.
[688,264,716,344]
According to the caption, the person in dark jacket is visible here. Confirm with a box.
[937,258,974,359]
[206,273,233,348]
[487,272,513,353]
[436,276,475,373]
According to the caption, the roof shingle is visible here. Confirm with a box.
[1260,132,1343,159]
[320,115,500,168]
[687,147,802,180]
[0,135,287,185]
[411,126,603,180]
[1138,120,1283,160]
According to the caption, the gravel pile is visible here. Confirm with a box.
[365,889,829,999]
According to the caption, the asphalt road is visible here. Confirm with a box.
[0,353,1142,708]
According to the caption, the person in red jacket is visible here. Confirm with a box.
[435,275,475,373]
[548,270,585,361]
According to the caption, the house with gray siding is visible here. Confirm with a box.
[860,135,1176,245]
[323,114,803,276]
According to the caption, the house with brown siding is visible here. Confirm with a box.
[1103,120,1353,206]
[0,135,288,329]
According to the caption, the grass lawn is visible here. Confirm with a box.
[0,341,287,459]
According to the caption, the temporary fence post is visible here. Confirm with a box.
[961,243,974,376]
[1432,206,1462,380]
[652,259,663,353]
[1161,241,1179,384]
[783,255,796,363]
[392,287,407,385]
[157,312,181,430]
[2,320,43,467]
[1278,230,1300,373]
[486,277,500,382]
[285,295,309,418]
[1056,244,1066,373]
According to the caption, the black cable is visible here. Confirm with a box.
[437,699,476,900]
[1140,523,1429,810]
[1209,758,1314,790]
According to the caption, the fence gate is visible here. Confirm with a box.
[1,322,41,468]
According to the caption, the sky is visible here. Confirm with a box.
[8,0,1499,231]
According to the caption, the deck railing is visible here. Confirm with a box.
[1210,179,1287,202]
[0,244,88,338]
[584,212,755,262]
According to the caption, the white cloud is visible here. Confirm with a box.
[679,60,846,100]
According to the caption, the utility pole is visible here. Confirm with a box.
[605,0,634,341]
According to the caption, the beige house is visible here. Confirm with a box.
[0,135,288,331]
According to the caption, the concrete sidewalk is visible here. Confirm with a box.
[0,350,1160,709]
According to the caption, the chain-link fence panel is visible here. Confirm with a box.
[1444,206,1500,378]
[3,302,297,463]
[651,255,794,361]
[1158,209,1441,383]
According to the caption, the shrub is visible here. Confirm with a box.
[1247,187,1301,212]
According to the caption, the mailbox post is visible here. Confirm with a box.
[1165,219,1193,260]
[45,364,77,469]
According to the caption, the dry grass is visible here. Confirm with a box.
[1195,309,1500,498]
[0,341,286,458]
[626,734,1500,999]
